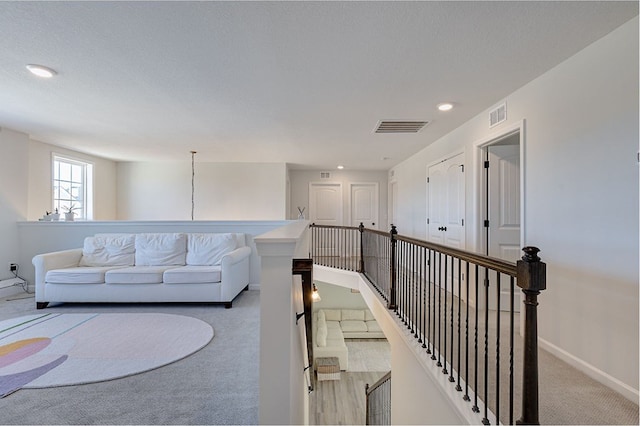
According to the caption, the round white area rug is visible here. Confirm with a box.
[0,313,214,397]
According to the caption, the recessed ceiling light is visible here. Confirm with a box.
[26,64,57,78]
[437,102,454,112]
[337,165,344,170]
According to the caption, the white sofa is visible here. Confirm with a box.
[33,232,251,309]
[312,308,385,371]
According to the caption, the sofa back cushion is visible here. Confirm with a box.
[322,309,342,322]
[186,233,237,266]
[135,233,187,266]
[316,310,328,347]
[341,309,365,321]
[79,233,135,267]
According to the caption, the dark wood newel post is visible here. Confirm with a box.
[388,225,398,310]
[292,258,314,392]
[516,246,546,425]
[358,222,365,273]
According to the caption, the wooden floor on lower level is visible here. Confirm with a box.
[310,371,387,425]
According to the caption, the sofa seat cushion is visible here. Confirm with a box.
[326,337,346,348]
[163,265,222,284]
[366,320,382,333]
[340,320,368,333]
[46,266,124,284]
[105,266,177,284]
[326,321,342,332]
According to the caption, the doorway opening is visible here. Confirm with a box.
[478,122,525,311]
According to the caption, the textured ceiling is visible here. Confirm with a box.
[0,1,637,170]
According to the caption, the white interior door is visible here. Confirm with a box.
[427,153,465,248]
[309,182,343,225]
[309,182,343,256]
[486,140,521,311]
[427,153,465,296]
[350,183,379,229]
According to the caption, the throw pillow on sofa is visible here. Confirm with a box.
[135,233,187,266]
[79,233,135,267]
[186,233,237,266]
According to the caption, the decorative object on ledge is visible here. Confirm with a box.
[297,206,306,220]
[51,208,60,221]
[63,205,77,222]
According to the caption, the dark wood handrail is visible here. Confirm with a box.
[394,234,517,277]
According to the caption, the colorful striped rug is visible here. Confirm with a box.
[0,313,214,397]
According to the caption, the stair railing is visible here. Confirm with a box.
[365,371,391,425]
[309,223,546,425]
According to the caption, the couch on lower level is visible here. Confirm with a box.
[312,308,385,371]
[33,232,251,309]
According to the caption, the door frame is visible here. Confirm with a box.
[473,120,526,255]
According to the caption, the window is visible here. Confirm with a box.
[53,155,93,220]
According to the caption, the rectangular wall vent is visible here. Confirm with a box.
[489,102,507,128]
[375,120,428,133]
[320,172,331,179]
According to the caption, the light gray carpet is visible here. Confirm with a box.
[0,291,259,425]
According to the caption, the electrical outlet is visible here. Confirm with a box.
[9,263,17,272]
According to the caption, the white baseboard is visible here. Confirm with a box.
[539,337,639,403]
[248,283,261,291]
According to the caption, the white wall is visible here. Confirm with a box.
[0,128,29,297]
[312,281,368,312]
[390,17,639,398]
[27,139,117,220]
[117,162,287,220]
[289,169,388,227]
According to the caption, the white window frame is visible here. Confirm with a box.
[52,154,94,220]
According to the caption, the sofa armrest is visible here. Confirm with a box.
[32,248,83,302]
[221,246,251,266]
[220,246,251,301]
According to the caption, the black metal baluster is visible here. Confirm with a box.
[464,261,471,402]
[473,263,480,413]
[418,246,423,342]
[496,271,501,425]
[437,252,443,368]
[443,254,448,375]
[449,256,455,383]
[483,267,490,425]
[428,249,433,356]
[415,245,420,338]
[421,247,427,348]
[509,276,515,426]
[456,258,462,390]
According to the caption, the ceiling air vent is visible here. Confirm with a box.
[489,102,507,128]
[375,120,428,133]
[320,172,331,179]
